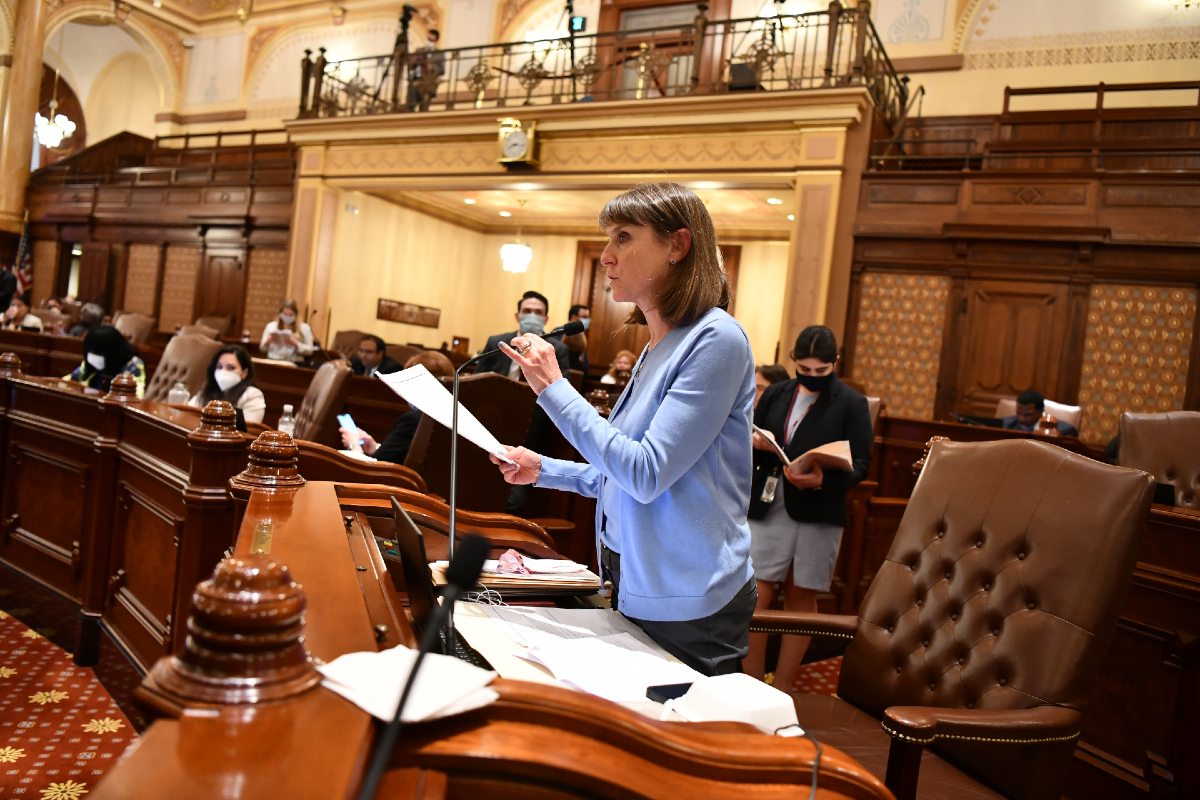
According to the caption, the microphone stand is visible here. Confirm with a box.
[356,533,489,800]
[446,322,583,653]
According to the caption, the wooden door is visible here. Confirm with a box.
[77,242,111,305]
[195,252,245,330]
[953,279,1070,417]
[571,241,742,376]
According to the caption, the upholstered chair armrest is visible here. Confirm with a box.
[880,705,1084,800]
[749,611,859,640]
[882,704,1083,746]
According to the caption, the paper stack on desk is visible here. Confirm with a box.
[430,558,602,592]
[472,605,703,703]
[318,646,498,722]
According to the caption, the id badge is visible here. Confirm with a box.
[761,474,779,503]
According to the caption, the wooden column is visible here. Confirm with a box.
[0,0,47,234]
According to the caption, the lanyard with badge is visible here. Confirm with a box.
[760,384,808,503]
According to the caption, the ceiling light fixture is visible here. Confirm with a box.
[500,199,532,274]
[35,27,76,149]
[499,210,512,217]
[464,198,476,204]
[787,214,795,221]
[767,197,783,205]
[1171,0,1195,8]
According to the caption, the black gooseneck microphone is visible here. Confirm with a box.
[356,530,490,800]
[442,316,588,653]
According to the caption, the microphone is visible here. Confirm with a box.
[543,319,587,338]
[356,532,489,800]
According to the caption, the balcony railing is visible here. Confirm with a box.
[298,0,907,130]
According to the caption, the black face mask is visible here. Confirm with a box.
[796,372,833,392]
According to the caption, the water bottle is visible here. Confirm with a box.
[277,404,296,436]
[167,381,189,405]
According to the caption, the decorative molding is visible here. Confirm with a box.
[246,24,282,77]
[324,142,496,175]
[155,109,248,124]
[952,0,989,53]
[966,24,1200,53]
[889,54,963,73]
[964,40,1200,70]
[540,134,803,171]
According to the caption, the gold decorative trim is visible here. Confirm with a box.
[952,0,988,53]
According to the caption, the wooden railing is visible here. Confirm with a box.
[299,0,907,130]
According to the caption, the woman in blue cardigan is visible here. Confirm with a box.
[491,182,759,675]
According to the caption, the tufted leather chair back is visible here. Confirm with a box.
[292,359,353,447]
[1119,411,1200,510]
[841,438,1152,725]
[113,312,157,346]
[194,315,231,336]
[144,333,224,402]
[330,329,368,359]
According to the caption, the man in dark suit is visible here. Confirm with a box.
[0,269,16,318]
[350,334,402,378]
[1002,389,1079,437]
[475,291,570,379]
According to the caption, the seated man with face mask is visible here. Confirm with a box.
[474,291,571,379]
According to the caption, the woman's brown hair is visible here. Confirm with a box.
[278,298,300,329]
[598,182,730,328]
[606,349,637,379]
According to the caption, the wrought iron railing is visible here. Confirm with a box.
[298,0,907,130]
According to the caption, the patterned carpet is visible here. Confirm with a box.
[789,656,843,695]
[0,610,135,799]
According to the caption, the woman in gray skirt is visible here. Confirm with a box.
[742,326,873,687]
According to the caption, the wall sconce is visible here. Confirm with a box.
[330,4,346,24]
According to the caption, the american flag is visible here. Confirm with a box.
[12,217,32,295]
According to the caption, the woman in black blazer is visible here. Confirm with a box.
[742,326,873,688]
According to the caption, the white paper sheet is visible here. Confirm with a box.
[378,364,515,464]
[318,646,498,722]
[519,633,705,704]
[481,606,660,650]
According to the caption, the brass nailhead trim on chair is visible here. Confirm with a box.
[747,625,854,639]
[880,720,1081,746]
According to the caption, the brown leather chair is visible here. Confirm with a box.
[29,308,69,333]
[329,329,368,359]
[753,438,1154,800]
[291,359,353,448]
[113,311,157,346]
[866,396,884,430]
[194,315,231,337]
[292,438,427,493]
[385,343,425,367]
[176,324,220,340]
[143,333,224,403]
[1118,410,1200,509]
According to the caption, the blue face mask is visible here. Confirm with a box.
[518,313,545,335]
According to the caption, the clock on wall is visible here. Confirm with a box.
[497,118,539,167]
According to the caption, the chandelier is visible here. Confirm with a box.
[500,199,532,273]
[1172,0,1195,7]
[36,26,75,149]
[36,101,76,148]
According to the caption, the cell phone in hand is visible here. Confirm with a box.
[337,413,364,450]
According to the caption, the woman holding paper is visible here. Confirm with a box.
[742,325,873,688]
[490,182,757,677]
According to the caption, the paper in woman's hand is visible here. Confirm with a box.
[378,364,516,464]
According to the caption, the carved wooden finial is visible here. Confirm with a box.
[0,352,22,378]
[586,389,611,417]
[231,430,306,490]
[105,371,139,401]
[912,435,950,476]
[147,553,320,704]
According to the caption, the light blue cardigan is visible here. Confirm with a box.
[534,307,756,621]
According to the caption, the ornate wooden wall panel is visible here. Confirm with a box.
[123,244,162,316]
[158,245,201,333]
[31,239,59,308]
[851,273,948,419]
[243,248,289,340]
[1078,284,1197,445]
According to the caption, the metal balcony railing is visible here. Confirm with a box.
[298,0,907,130]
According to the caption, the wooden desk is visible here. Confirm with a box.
[98,477,892,800]
[0,364,247,671]
[871,416,1104,498]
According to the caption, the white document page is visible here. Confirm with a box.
[519,634,705,704]
[378,364,515,464]
[480,606,644,649]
